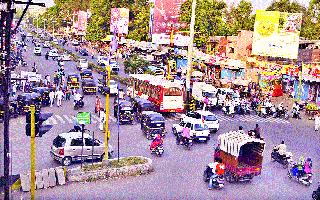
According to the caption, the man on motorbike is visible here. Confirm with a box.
[253,124,261,139]
[208,158,220,190]
[150,134,163,151]
[180,126,191,145]
[73,91,82,106]
[292,101,300,118]
[274,141,287,159]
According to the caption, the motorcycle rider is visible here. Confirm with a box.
[73,91,82,106]
[297,156,305,178]
[292,101,300,118]
[304,158,312,175]
[253,124,261,139]
[150,134,163,151]
[180,126,191,145]
[274,141,287,159]
[203,96,209,111]
[208,158,220,190]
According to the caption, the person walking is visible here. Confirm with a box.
[12,83,17,97]
[315,113,320,131]
[49,90,55,107]
[95,96,102,114]
[99,108,106,131]
[56,89,64,107]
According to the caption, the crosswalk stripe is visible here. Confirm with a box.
[55,115,66,124]
[63,115,74,123]
[46,116,57,125]
[91,115,100,123]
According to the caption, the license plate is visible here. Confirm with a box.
[157,124,161,126]
[199,138,206,141]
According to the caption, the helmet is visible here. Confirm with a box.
[307,157,312,162]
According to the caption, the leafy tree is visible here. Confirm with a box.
[228,0,254,35]
[266,0,306,13]
[127,5,150,41]
[180,0,230,47]
[123,54,150,74]
[300,0,320,39]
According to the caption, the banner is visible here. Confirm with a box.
[77,11,88,32]
[302,63,320,81]
[252,10,302,59]
[110,8,129,34]
[152,0,186,44]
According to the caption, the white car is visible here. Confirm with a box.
[110,60,119,72]
[59,53,71,61]
[183,110,219,133]
[97,56,109,66]
[52,38,59,45]
[77,59,88,70]
[109,80,118,95]
[172,117,210,142]
[33,47,41,56]
[48,49,59,57]
[72,40,80,46]
[43,41,51,48]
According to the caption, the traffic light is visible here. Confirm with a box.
[35,111,53,137]
[26,110,53,137]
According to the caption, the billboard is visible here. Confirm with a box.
[252,10,302,59]
[77,11,88,32]
[110,8,129,34]
[152,0,186,44]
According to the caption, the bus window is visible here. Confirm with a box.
[164,87,182,96]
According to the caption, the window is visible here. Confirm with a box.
[194,124,209,131]
[85,138,100,146]
[163,87,182,96]
[70,138,83,146]
[186,123,192,128]
[53,136,66,148]
[204,115,217,121]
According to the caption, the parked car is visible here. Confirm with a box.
[59,53,71,61]
[79,49,89,56]
[33,47,41,56]
[110,59,119,72]
[43,41,51,48]
[50,132,114,166]
[77,59,89,70]
[48,49,59,57]
[82,78,97,95]
[97,56,109,66]
[72,40,80,46]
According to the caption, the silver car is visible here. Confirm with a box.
[50,132,114,166]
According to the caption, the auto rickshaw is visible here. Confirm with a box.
[0,98,19,121]
[80,69,93,79]
[32,87,53,106]
[81,78,97,95]
[67,74,80,89]
[114,100,131,116]
[17,92,42,114]
[141,112,166,139]
[132,98,155,122]
[114,101,134,125]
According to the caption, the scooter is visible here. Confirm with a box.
[292,108,301,119]
[271,148,293,168]
[258,106,267,118]
[222,104,235,118]
[74,97,84,110]
[203,165,224,189]
[288,164,312,186]
[150,144,164,157]
[176,134,193,150]
[312,182,320,200]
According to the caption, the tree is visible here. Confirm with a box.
[300,0,320,39]
[123,54,150,74]
[266,0,306,13]
[228,0,254,35]
[180,0,230,47]
[127,5,150,41]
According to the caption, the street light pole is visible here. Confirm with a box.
[186,0,197,112]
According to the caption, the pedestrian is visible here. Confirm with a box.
[203,96,209,111]
[253,124,261,139]
[315,113,320,131]
[65,86,71,100]
[55,89,64,107]
[95,96,102,114]
[12,83,17,97]
[99,108,106,131]
[49,90,55,107]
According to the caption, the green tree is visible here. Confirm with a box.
[180,0,229,47]
[266,0,306,13]
[127,4,150,41]
[300,0,320,39]
[123,54,150,74]
[228,0,254,35]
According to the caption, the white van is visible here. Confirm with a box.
[183,110,219,133]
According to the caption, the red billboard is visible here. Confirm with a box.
[153,0,186,34]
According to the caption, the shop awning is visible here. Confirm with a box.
[233,78,251,86]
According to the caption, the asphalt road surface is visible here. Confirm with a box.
[5,36,320,200]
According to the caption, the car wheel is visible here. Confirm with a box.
[62,157,72,166]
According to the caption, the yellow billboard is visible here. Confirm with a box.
[252,10,302,59]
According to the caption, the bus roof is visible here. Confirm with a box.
[129,74,182,88]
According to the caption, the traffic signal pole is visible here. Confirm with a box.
[104,65,111,161]
[29,105,36,200]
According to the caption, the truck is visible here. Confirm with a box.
[215,131,265,183]
[191,82,217,109]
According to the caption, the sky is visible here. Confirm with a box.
[35,0,311,10]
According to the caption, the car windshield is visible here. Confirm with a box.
[80,60,87,64]
[204,115,217,121]
[163,87,182,96]
[110,81,117,86]
[53,136,66,148]
[203,92,215,98]
[194,123,209,131]
[150,122,165,128]
[150,116,164,122]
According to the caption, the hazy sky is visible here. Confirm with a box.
[38,0,311,10]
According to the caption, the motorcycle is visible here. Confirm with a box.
[222,104,235,118]
[74,97,84,110]
[287,163,312,186]
[312,183,320,200]
[150,144,164,157]
[275,107,289,120]
[271,148,293,168]
[292,108,301,119]
[176,134,193,150]
[258,106,267,118]
[203,166,224,189]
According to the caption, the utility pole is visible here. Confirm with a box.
[186,0,197,112]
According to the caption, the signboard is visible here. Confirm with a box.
[77,11,88,32]
[20,71,41,82]
[174,34,190,46]
[252,10,302,59]
[76,112,91,125]
[110,8,129,34]
[152,0,186,44]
